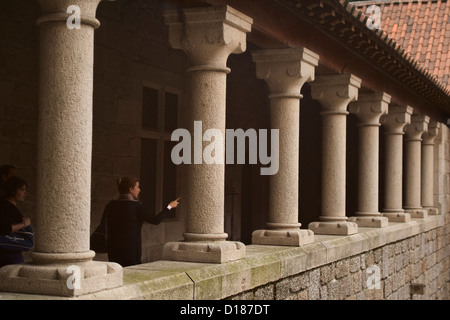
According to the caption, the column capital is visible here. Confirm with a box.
[381,104,413,134]
[349,92,390,125]
[405,114,430,140]
[252,47,319,97]
[37,0,105,28]
[310,74,362,113]
[164,5,252,68]
[422,120,440,144]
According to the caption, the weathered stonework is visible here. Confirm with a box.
[381,105,413,222]
[308,74,361,235]
[1,214,448,300]
[251,47,318,246]
[0,0,449,301]
[162,5,252,263]
[348,92,390,228]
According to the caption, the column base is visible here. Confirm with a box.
[382,211,411,222]
[404,208,428,218]
[308,221,358,235]
[348,215,389,228]
[163,241,245,264]
[0,260,123,297]
[423,206,439,215]
[252,229,314,246]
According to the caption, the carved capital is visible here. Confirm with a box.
[404,114,430,140]
[349,92,390,125]
[381,104,413,134]
[164,5,252,68]
[310,74,361,113]
[252,47,319,96]
[422,120,440,144]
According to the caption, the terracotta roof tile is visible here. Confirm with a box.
[353,0,450,91]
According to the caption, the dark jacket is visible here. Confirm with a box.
[0,199,25,267]
[0,199,23,235]
[102,200,174,267]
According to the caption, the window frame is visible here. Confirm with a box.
[140,81,182,213]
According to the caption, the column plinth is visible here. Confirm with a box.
[250,48,317,246]
[308,74,361,235]
[404,115,430,218]
[421,121,440,215]
[348,92,390,228]
[162,6,252,263]
[0,0,123,297]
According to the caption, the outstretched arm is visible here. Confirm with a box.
[142,197,181,225]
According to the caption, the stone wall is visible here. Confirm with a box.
[55,214,445,300]
[230,225,449,300]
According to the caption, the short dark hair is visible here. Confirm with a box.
[3,176,27,198]
[117,176,139,194]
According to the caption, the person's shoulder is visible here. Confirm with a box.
[0,199,12,209]
[108,199,142,208]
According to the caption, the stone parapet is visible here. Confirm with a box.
[1,215,446,300]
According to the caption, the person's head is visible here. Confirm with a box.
[117,176,140,200]
[0,165,16,183]
[4,176,27,203]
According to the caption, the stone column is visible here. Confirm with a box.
[308,74,361,235]
[404,115,430,218]
[0,0,122,297]
[348,92,390,227]
[380,105,413,222]
[163,6,252,263]
[421,120,440,215]
[251,48,318,246]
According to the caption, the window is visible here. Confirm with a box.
[140,84,180,213]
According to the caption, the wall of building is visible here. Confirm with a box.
[0,0,40,220]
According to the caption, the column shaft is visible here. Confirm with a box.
[269,96,301,227]
[321,111,348,219]
[357,124,380,214]
[36,9,97,256]
[185,69,228,238]
[384,134,405,209]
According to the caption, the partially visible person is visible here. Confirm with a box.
[0,176,32,267]
[102,176,180,267]
[0,165,17,199]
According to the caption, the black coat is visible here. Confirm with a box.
[0,200,23,235]
[102,200,174,267]
[0,199,26,266]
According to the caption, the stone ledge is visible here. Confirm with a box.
[0,215,444,300]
